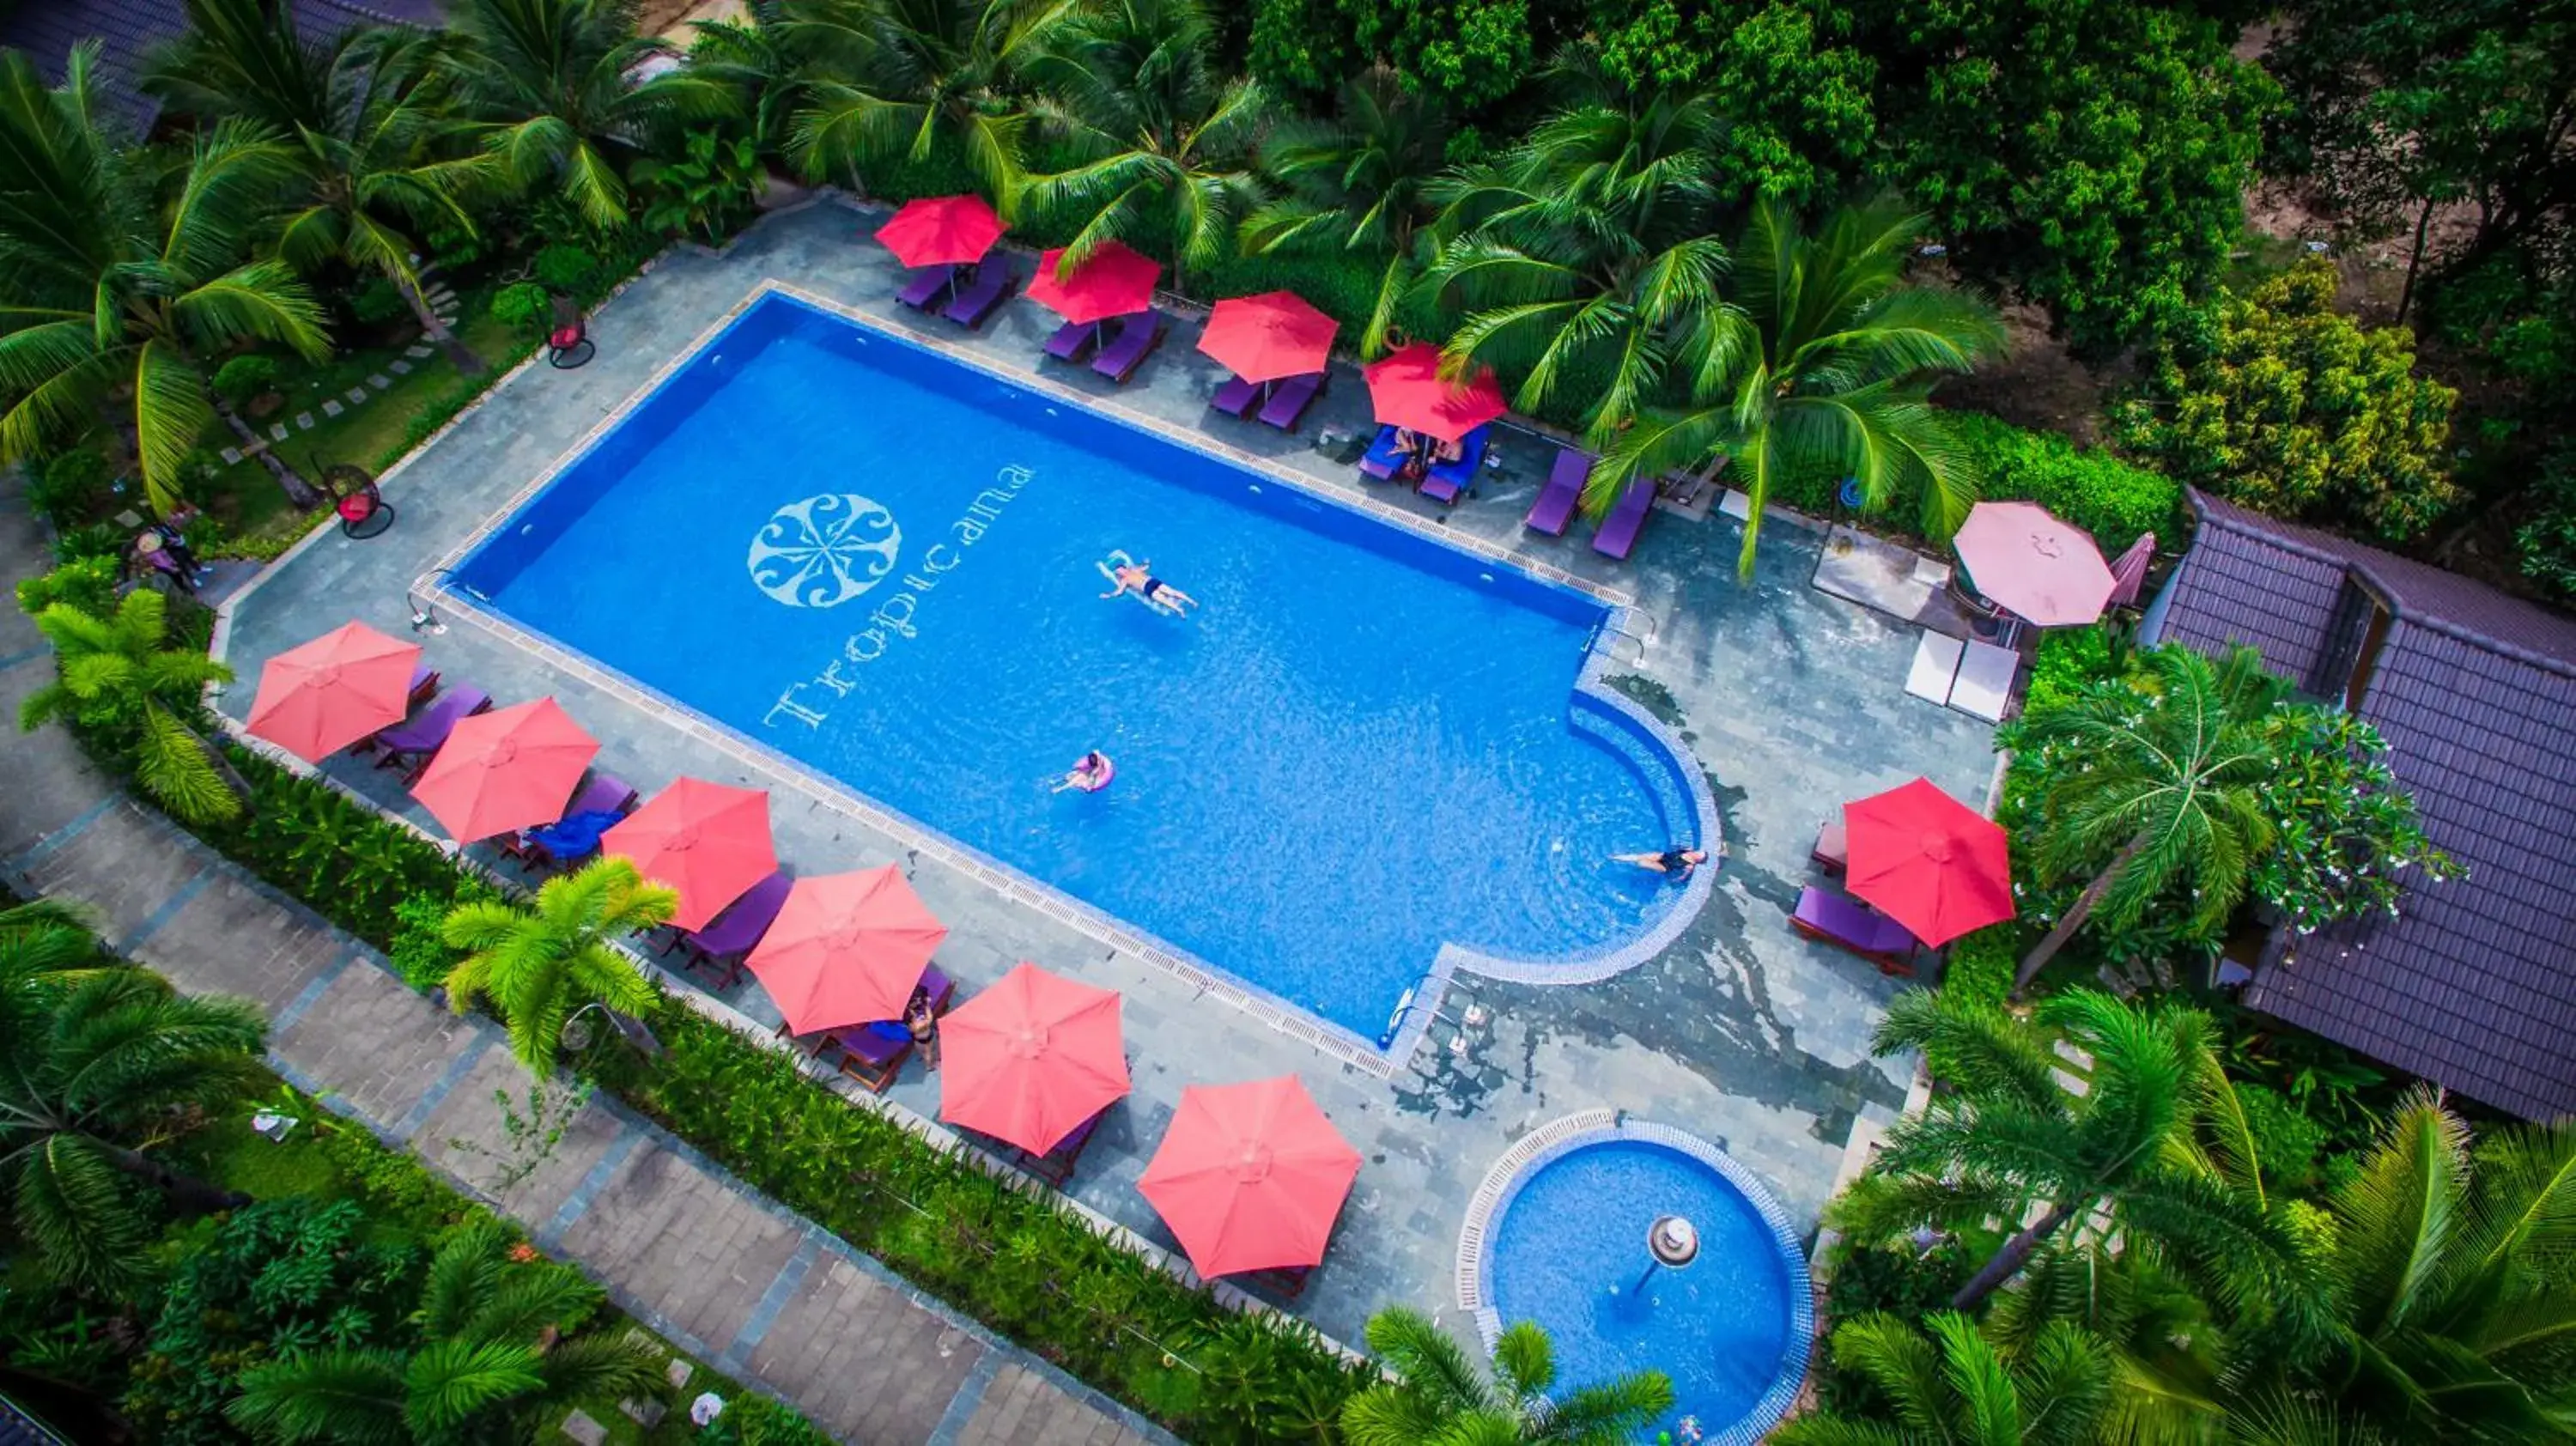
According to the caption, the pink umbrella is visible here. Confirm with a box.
[1197,291,1338,383]
[245,622,422,761]
[602,780,777,931]
[939,963,1128,1156]
[2105,531,2157,609]
[1026,241,1163,326]
[872,195,1007,269]
[1843,777,2014,947]
[745,866,949,1036]
[1952,501,2117,627]
[1139,1076,1361,1279]
[409,698,598,842]
[1362,343,1507,441]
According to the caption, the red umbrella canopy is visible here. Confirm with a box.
[409,698,598,843]
[1197,291,1339,383]
[746,866,950,1036]
[1362,343,1507,441]
[1952,501,2117,627]
[1026,241,1162,325]
[602,779,777,932]
[245,622,422,762]
[873,195,1007,269]
[939,963,1128,1155]
[1138,1076,1361,1279]
[1842,777,2014,947]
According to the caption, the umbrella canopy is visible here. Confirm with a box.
[746,866,950,1036]
[1026,241,1162,325]
[409,698,598,842]
[1842,777,2014,947]
[245,622,423,761]
[2105,531,2157,609]
[872,195,1007,269]
[939,963,1128,1155]
[1952,501,2117,627]
[1362,343,1507,441]
[1138,1076,1361,1279]
[1197,291,1339,383]
[601,779,776,931]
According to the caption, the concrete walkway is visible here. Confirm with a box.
[0,481,1172,1446]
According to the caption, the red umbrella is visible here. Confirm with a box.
[1026,241,1162,326]
[872,195,1006,269]
[745,866,949,1036]
[1139,1076,1361,1279]
[602,779,777,931]
[245,622,422,762]
[1362,343,1507,441]
[939,963,1128,1155]
[409,698,598,843]
[1952,501,2117,628]
[1197,291,1339,383]
[1843,777,2014,947]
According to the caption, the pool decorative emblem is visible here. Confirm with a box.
[1638,1213,1699,1287]
[745,492,902,609]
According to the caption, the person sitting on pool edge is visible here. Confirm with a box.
[1614,845,1712,878]
[1101,559,1199,614]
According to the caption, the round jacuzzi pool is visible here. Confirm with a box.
[1464,1118,1812,1443]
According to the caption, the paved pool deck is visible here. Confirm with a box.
[207,197,1996,1352]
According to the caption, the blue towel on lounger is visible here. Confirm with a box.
[526,810,622,862]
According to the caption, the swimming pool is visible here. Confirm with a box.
[448,289,1699,1048]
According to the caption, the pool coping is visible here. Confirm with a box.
[401,275,1716,1077]
[1453,1114,1816,1446]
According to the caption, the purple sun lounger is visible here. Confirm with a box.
[896,264,957,311]
[1791,886,1921,975]
[1358,424,1409,480]
[1211,374,1260,416]
[832,964,954,1092]
[1524,446,1590,535]
[1258,372,1324,429]
[1091,312,1164,383]
[501,771,638,866]
[1591,476,1655,559]
[368,686,490,778]
[1417,426,1489,505]
[943,264,1014,328]
[671,869,793,987]
[1044,318,1097,362]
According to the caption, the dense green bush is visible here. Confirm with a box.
[2514,443,2576,603]
[26,446,113,526]
[533,243,598,295]
[208,355,277,407]
[1951,413,2178,556]
[348,276,406,326]
[489,281,551,337]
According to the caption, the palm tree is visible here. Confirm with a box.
[2003,642,2286,993]
[439,856,670,1072]
[780,0,1063,205]
[1340,1308,1672,1445]
[229,1218,664,1442]
[1772,1311,2111,1446]
[144,0,499,374]
[1422,86,1731,441]
[1984,1242,2238,1443]
[1832,987,2315,1313]
[1587,197,2004,576]
[1017,0,1265,276]
[17,589,249,824]
[0,46,334,513]
[1241,65,1451,357]
[444,0,732,231]
[0,898,100,978]
[0,958,265,1291]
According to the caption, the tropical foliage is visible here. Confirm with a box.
[17,588,246,824]
[438,855,671,1071]
[1773,1310,2110,1446]
[1340,1308,1673,1445]
[776,0,1050,202]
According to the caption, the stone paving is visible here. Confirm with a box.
[0,479,1168,1446]
[199,195,1999,1354]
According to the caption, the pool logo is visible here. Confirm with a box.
[745,493,902,608]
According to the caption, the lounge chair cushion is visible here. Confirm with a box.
[1256,373,1322,429]
[1591,477,1655,559]
[896,264,957,311]
[1419,427,1489,504]
[1044,319,1095,362]
[1358,425,1409,480]
[1524,447,1589,535]
[1091,313,1163,382]
[1793,886,1917,957]
[943,266,1012,327]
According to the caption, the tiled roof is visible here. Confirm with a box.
[0,0,444,132]
[2162,489,2576,1121]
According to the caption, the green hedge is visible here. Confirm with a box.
[1949,413,2179,556]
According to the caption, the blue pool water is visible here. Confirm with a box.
[1486,1138,1804,1440]
[455,292,1685,1043]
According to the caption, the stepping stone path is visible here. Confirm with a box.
[219,447,241,465]
[405,343,434,359]
[216,268,465,472]
[295,412,314,430]
[368,374,392,390]
[322,399,342,417]
[559,1409,607,1446]
[268,422,288,441]
[389,359,411,374]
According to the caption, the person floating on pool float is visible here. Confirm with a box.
[1614,845,1711,878]
[1101,559,1198,615]
[1054,750,1115,793]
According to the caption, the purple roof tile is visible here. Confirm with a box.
[2163,490,2576,1121]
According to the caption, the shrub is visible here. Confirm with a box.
[635,128,766,246]
[51,521,125,566]
[209,355,278,407]
[349,276,407,325]
[15,556,120,619]
[27,447,113,526]
[1950,413,2179,556]
[2514,443,2576,604]
[533,244,598,295]
[490,281,551,337]
[2117,259,2461,543]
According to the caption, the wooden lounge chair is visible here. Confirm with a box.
[1043,318,1097,362]
[666,869,793,988]
[1524,447,1589,535]
[501,771,636,866]
[1811,819,1848,873]
[1256,372,1323,429]
[1592,476,1656,559]
[407,663,440,710]
[368,687,491,780]
[832,964,955,1093]
[1091,312,1163,383]
[942,264,1014,328]
[1358,424,1410,481]
[1242,1263,1315,1299]
[1211,374,1259,416]
[1791,885,1920,975]
[896,264,957,311]
[1417,426,1489,505]
[1018,1107,1105,1187]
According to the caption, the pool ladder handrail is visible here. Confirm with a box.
[1595,618,1652,664]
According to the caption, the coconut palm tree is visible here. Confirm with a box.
[0,898,100,978]
[0,958,265,1291]
[229,1218,664,1443]
[1017,0,1265,276]
[0,46,333,513]
[1585,197,2004,576]
[439,856,669,1072]
[779,0,1065,204]
[17,589,249,825]
[2003,642,2287,993]
[1340,1308,1672,1445]
[1241,65,1452,357]
[1984,1242,2239,1443]
[1832,987,2317,1314]
[444,0,732,231]
[1772,1311,2112,1446]
[143,0,498,374]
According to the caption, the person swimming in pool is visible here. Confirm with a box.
[1614,846,1712,878]
[1101,560,1198,614]
[1055,750,1114,793]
